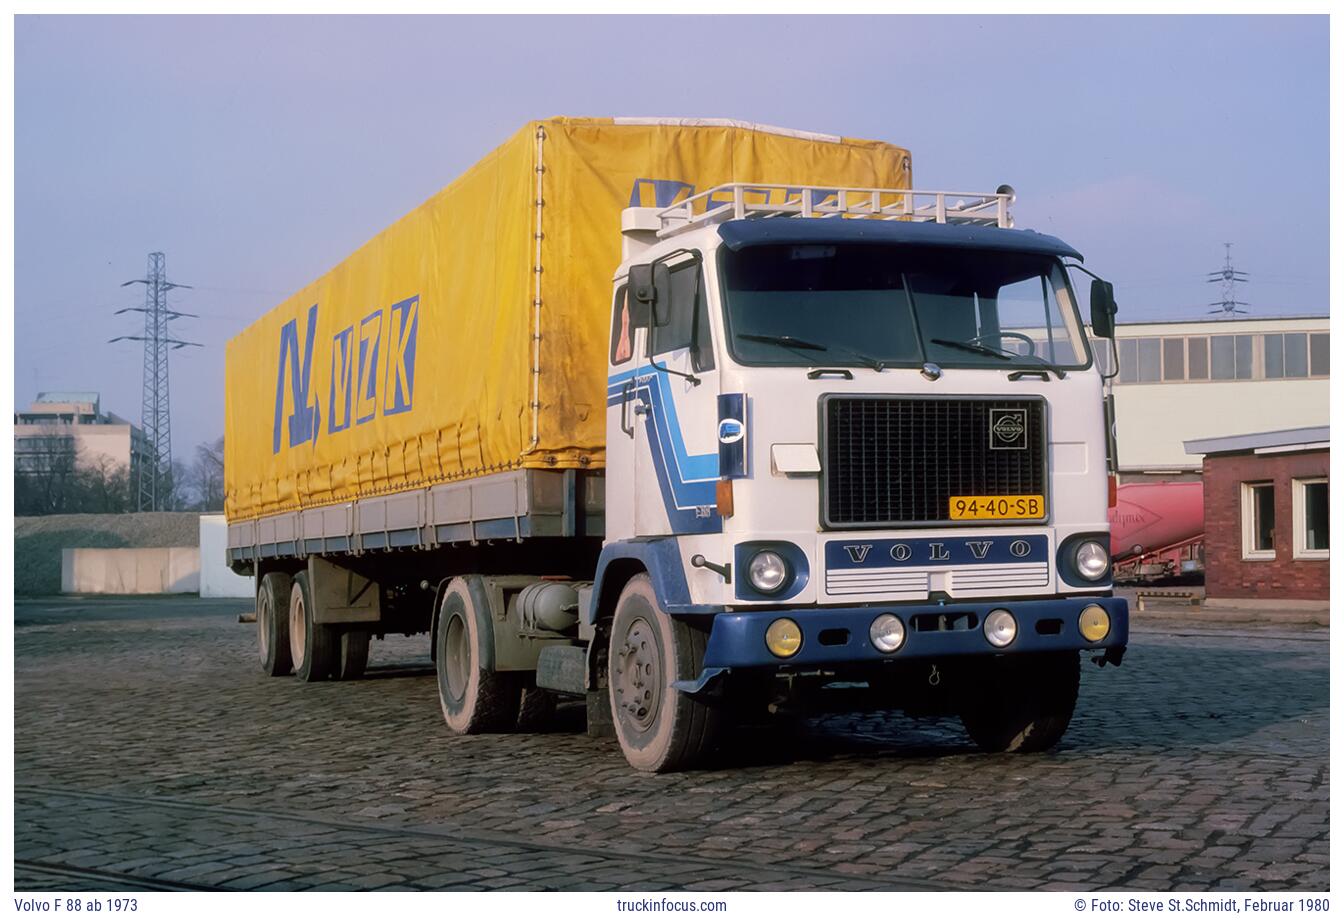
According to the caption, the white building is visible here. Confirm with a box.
[1097,316,1329,480]
[14,391,152,478]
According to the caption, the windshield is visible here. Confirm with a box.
[719,243,1090,370]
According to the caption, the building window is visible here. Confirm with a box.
[1241,482,1276,560]
[1235,334,1253,379]
[1309,333,1329,376]
[1118,338,1137,383]
[1293,478,1329,559]
[1162,337,1185,380]
[1136,337,1161,382]
[1285,333,1309,377]
[1264,334,1284,379]
[1090,338,1113,376]
[1187,336,1209,379]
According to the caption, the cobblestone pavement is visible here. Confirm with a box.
[13,596,1329,892]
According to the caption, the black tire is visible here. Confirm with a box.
[256,572,293,677]
[516,683,557,733]
[335,630,370,681]
[289,571,339,682]
[959,651,1081,753]
[436,576,520,733]
[608,574,721,773]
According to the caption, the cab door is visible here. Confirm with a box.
[629,257,722,537]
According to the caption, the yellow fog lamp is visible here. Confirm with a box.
[765,618,803,658]
[1078,605,1111,642]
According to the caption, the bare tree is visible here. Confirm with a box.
[14,430,79,515]
[188,436,225,511]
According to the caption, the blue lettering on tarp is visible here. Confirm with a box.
[273,294,421,454]
[328,326,354,434]
[354,310,383,425]
[629,179,695,209]
[383,295,419,416]
[273,304,321,454]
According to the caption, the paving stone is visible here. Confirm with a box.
[12,597,1329,892]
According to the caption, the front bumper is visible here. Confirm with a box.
[692,596,1128,676]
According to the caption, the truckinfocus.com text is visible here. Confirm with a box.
[615,898,729,912]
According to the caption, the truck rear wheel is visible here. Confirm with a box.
[959,651,1080,753]
[436,576,520,733]
[289,571,339,682]
[609,574,721,773]
[335,630,370,681]
[256,572,293,677]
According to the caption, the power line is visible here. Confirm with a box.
[108,252,201,511]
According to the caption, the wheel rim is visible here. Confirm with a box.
[290,593,306,668]
[612,616,661,732]
[443,613,469,701]
[256,591,270,664]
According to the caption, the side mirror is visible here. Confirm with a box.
[1090,279,1117,338]
[628,263,673,327]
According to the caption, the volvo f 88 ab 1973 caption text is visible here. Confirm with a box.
[225,117,1127,772]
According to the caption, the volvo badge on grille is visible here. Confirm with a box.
[989,408,1028,450]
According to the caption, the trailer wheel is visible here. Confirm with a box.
[256,572,293,677]
[335,630,370,681]
[289,571,339,682]
[609,574,721,773]
[436,576,519,733]
[959,651,1081,753]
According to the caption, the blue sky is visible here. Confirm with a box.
[14,14,1329,453]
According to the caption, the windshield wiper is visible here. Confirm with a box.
[738,333,886,371]
[929,337,1067,379]
[929,338,1013,361]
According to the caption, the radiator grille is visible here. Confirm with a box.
[822,396,1047,527]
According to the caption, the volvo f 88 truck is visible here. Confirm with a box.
[226,118,1127,772]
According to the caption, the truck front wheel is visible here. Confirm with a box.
[608,574,721,773]
[435,576,520,733]
[958,651,1080,753]
[256,572,293,677]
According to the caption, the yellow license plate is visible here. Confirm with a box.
[949,495,1044,520]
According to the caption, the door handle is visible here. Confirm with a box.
[620,380,635,439]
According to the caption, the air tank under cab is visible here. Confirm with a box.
[227,118,1126,773]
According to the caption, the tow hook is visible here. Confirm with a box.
[1091,646,1127,668]
[928,664,941,687]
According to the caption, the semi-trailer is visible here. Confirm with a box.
[226,116,1128,772]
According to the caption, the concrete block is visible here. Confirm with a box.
[199,514,254,598]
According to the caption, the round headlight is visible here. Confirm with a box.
[869,614,906,653]
[765,618,803,658]
[984,609,1018,648]
[1075,540,1111,581]
[1079,604,1111,642]
[748,550,790,594]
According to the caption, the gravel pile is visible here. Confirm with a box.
[14,512,203,596]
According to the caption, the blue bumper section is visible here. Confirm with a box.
[700,596,1128,671]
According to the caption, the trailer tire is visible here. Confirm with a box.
[256,572,293,677]
[289,571,339,682]
[959,651,1080,753]
[436,576,520,734]
[335,630,370,681]
[609,574,721,773]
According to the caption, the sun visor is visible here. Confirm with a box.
[717,219,1082,261]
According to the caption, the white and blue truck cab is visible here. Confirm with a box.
[589,184,1127,771]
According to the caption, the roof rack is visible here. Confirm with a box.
[653,183,1016,238]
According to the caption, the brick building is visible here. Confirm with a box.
[1184,427,1329,604]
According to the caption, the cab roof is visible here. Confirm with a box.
[717,218,1082,261]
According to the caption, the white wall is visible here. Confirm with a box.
[199,514,254,598]
[1113,378,1329,471]
[62,547,200,594]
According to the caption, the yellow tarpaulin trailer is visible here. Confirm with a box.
[225,117,912,521]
